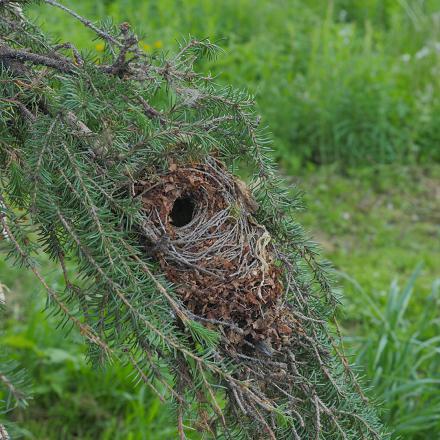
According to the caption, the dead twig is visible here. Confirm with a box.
[0,44,74,73]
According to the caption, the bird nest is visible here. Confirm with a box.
[136,158,295,351]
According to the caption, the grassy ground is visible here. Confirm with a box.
[297,164,439,321]
[1,0,440,438]
[297,164,440,438]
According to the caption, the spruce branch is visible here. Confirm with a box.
[42,0,122,49]
[0,3,389,439]
[0,196,112,356]
[0,43,75,73]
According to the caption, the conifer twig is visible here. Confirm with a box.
[43,0,122,48]
[0,197,112,356]
[0,44,74,72]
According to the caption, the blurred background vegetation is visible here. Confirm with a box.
[1,0,439,438]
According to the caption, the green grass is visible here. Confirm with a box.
[296,164,439,322]
[346,270,440,439]
[296,164,440,439]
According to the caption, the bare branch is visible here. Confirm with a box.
[0,44,74,73]
[43,0,122,48]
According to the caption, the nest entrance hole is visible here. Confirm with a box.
[170,195,196,227]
